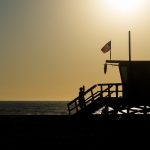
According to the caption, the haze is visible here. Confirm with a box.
[0,0,149,100]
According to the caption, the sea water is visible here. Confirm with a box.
[0,101,68,115]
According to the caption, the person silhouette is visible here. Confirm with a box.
[78,86,85,109]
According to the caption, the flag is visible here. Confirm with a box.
[101,41,111,53]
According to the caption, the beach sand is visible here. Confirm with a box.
[0,115,149,149]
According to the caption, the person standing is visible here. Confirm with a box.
[78,86,85,109]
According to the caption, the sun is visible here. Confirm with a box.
[106,0,142,13]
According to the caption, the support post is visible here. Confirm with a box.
[129,31,131,62]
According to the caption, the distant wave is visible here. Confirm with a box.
[0,101,68,115]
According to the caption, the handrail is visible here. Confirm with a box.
[67,85,97,106]
[67,83,123,115]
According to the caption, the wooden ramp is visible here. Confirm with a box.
[67,83,123,116]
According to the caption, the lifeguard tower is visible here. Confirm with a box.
[67,60,150,116]
[67,32,150,117]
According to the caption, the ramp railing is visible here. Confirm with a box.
[67,83,123,115]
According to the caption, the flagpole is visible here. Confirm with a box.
[110,49,111,60]
[110,40,112,60]
[129,31,131,62]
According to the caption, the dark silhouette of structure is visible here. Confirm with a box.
[67,59,150,118]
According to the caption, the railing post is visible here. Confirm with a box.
[100,85,103,97]
[116,84,118,98]
[91,90,94,101]
[108,84,111,97]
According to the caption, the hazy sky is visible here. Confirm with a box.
[0,0,150,100]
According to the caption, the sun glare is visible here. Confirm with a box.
[106,0,142,13]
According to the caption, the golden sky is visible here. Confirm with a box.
[0,0,150,101]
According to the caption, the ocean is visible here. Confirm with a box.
[0,101,68,115]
